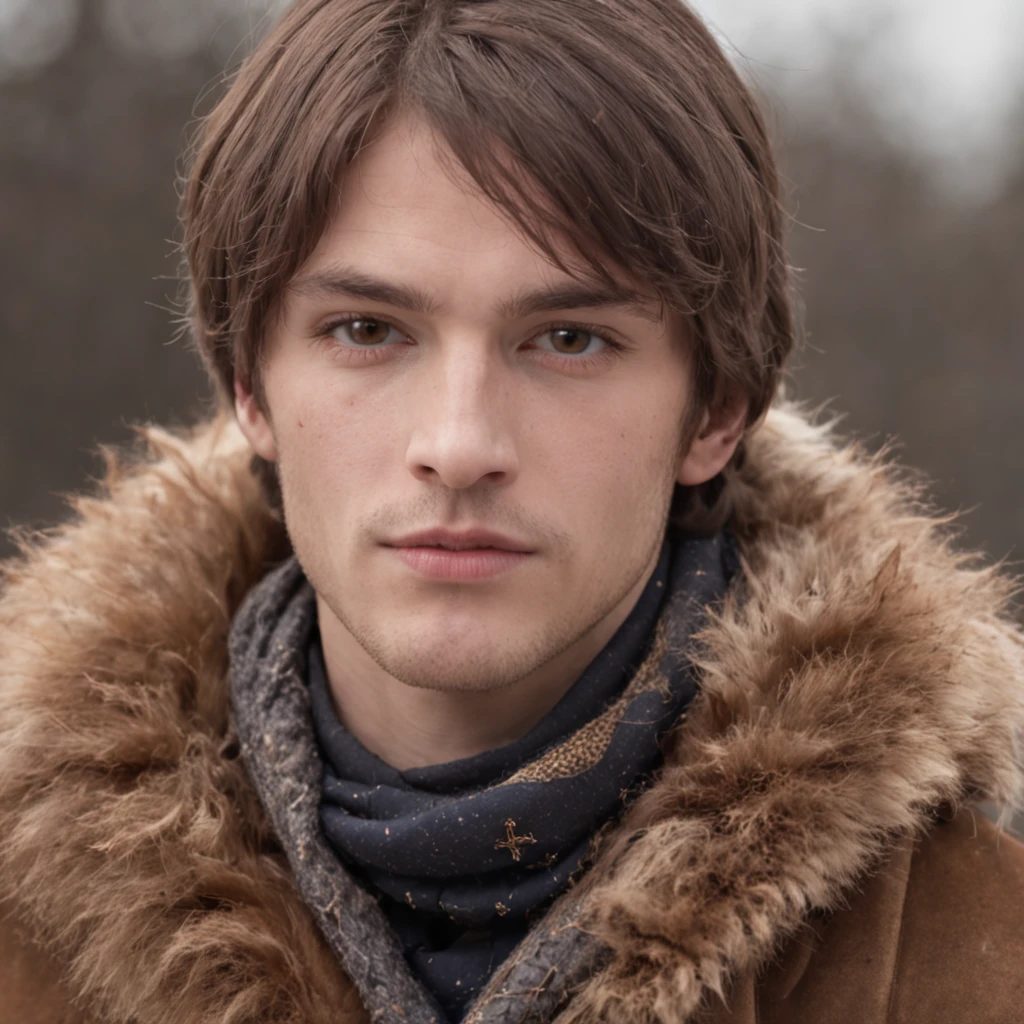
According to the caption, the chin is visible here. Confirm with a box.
[378,638,529,694]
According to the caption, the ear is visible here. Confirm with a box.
[234,376,278,462]
[676,396,748,487]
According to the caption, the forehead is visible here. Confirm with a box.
[336,111,512,246]
[299,110,660,313]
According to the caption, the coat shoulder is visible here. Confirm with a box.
[890,809,1024,1022]
[755,810,1024,1024]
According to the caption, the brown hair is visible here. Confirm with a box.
[183,0,795,530]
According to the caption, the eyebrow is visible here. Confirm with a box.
[287,263,664,323]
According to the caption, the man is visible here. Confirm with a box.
[0,0,1021,1022]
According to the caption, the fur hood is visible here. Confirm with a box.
[0,402,1021,1024]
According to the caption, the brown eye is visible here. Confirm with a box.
[538,327,604,356]
[550,328,590,353]
[333,318,399,346]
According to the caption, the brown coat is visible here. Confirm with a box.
[0,402,1022,1024]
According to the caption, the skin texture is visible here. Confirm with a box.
[236,111,745,769]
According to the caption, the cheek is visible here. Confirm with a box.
[532,383,684,495]
[269,360,400,479]
[267,394,394,557]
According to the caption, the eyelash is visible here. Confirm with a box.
[313,315,626,372]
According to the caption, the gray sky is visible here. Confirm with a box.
[693,0,1024,157]
[3,0,1022,188]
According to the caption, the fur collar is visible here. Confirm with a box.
[0,403,1021,1024]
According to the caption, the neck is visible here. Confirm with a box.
[315,570,656,771]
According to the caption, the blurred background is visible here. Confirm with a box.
[0,0,1021,562]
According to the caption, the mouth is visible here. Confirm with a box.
[383,527,535,580]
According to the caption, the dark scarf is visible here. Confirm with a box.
[307,531,736,1020]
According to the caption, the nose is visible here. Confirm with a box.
[404,341,519,491]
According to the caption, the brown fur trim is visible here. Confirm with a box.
[0,404,1021,1024]
[0,418,364,1024]
[563,407,1024,1022]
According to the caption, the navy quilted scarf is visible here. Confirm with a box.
[309,531,737,1021]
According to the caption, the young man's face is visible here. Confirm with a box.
[238,111,738,695]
